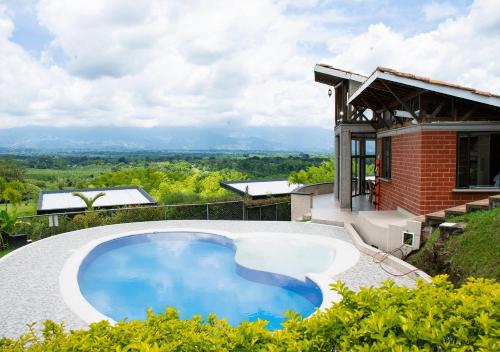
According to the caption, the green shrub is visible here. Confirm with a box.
[1,276,498,351]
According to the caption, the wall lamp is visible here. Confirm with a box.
[328,88,332,98]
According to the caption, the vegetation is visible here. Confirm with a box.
[288,160,334,184]
[0,276,498,351]
[0,210,20,249]
[0,153,329,216]
[287,159,374,185]
[72,192,106,211]
[408,208,500,286]
[0,247,13,258]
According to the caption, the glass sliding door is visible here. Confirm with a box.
[351,134,376,201]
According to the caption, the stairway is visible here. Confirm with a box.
[423,194,500,226]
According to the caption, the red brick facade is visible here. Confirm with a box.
[377,130,499,215]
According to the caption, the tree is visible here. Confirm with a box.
[0,157,25,181]
[72,192,106,211]
[0,210,18,249]
[2,184,23,211]
[288,160,335,185]
[0,177,5,206]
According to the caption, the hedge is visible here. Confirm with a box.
[1,275,498,351]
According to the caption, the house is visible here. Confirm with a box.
[220,179,302,200]
[37,186,157,215]
[314,64,500,216]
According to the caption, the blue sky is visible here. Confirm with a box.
[0,0,498,129]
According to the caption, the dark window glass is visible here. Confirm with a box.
[457,132,500,188]
[381,137,391,179]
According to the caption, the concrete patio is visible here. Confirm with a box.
[302,191,423,256]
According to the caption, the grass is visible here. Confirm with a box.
[445,208,500,279]
[0,247,14,258]
[5,202,38,217]
[408,207,500,285]
[26,165,112,181]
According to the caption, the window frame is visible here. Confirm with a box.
[381,137,392,180]
[456,132,500,189]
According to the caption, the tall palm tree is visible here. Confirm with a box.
[72,192,106,211]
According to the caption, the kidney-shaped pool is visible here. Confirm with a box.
[78,232,323,330]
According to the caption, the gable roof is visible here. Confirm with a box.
[314,64,367,86]
[348,66,500,108]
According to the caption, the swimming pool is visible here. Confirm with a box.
[78,232,323,330]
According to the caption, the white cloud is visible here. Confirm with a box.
[423,1,459,21]
[0,0,499,130]
[328,0,500,94]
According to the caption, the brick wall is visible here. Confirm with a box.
[377,130,499,215]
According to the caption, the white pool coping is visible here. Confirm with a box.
[59,227,359,324]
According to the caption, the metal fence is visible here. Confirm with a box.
[15,200,291,242]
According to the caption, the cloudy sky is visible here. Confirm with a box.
[0,0,499,129]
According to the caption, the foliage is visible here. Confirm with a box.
[0,276,498,351]
[0,158,25,181]
[408,208,500,286]
[0,246,13,258]
[2,152,330,216]
[288,160,334,184]
[72,192,106,211]
[1,180,25,211]
[0,210,19,249]
[0,210,18,236]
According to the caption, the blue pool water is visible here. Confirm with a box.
[78,232,322,330]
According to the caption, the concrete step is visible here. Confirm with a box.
[466,198,490,212]
[425,210,446,224]
[439,222,465,236]
[444,205,467,217]
[311,219,344,227]
[413,215,426,223]
[489,194,500,208]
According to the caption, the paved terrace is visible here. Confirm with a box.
[0,221,415,339]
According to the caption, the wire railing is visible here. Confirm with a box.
[14,200,291,242]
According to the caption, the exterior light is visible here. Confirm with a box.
[340,111,344,116]
[328,88,332,97]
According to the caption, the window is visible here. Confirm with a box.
[381,137,392,179]
[457,132,500,188]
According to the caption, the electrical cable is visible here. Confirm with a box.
[371,245,421,277]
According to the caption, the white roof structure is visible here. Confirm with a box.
[221,179,302,198]
[37,186,157,214]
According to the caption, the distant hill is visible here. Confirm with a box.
[0,126,333,152]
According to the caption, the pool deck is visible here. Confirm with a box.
[0,221,416,339]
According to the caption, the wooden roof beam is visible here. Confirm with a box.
[381,80,418,120]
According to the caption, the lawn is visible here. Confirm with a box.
[408,207,500,285]
[0,247,14,258]
[26,165,112,181]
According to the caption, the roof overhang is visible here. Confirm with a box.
[37,186,157,214]
[314,64,366,86]
[349,70,500,110]
[220,179,302,198]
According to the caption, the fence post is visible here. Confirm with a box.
[206,204,209,220]
[165,206,168,221]
[275,204,278,221]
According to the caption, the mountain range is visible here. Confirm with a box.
[0,126,333,152]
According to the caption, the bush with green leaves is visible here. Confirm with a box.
[1,276,498,351]
[288,160,334,185]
